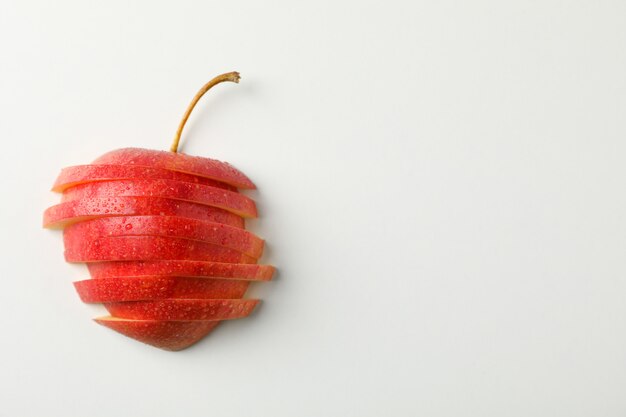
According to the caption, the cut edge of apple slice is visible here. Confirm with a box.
[43,213,99,229]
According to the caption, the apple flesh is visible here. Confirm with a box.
[74,276,250,302]
[66,216,263,258]
[105,298,259,320]
[64,234,257,263]
[92,147,255,189]
[43,197,244,229]
[53,164,237,192]
[87,260,274,281]
[94,316,221,351]
[62,179,257,218]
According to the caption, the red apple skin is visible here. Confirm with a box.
[105,298,259,320]
[45,138,270,349]
[88,260,275,281]
[61,179,256,218]
[95,316,221,351]
[61,179,257,218]
[53,164,237,192]
[92,148,255,189]
[66,216,263,258]
[43,197,244,229]
[63,234,257,263]
[74,276,250,302]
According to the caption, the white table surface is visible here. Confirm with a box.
[1,1,625,416]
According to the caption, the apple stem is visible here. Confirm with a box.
[170,71,241,153]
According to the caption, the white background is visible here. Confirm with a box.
[1,1,625,416]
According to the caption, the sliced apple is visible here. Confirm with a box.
[61,179,257,218]
[53,164,236,192]
[63,234,257,263]
[66,216,263,258]
[43,197,244,229]
[88,260,275,281]
[75,276,250,302]
[95,316,220,351]
[44,74,271,351]
[105,298,259,320]
[93,148,255,189]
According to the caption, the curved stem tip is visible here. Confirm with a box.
[170,71,241,153]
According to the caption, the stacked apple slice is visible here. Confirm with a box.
[42,73,274,351]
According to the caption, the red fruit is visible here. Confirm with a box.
[92,148,255,189]
[74,276,250,302]
[63,234,257,263]
[44,72,272,350]
[94,316,221,351]
[66,216,263,258]
[88,260,275,281]
[62,179,257,218]
[105,298,259,320]
[53,164,237,192]
[43,197,244,229]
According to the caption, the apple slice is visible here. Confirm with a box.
[95,316,220,351]
[53,164,236,192]
[105,298,259,320]
[43,197,244,229]
[93,147,255,189]
[64,234,257,263]
[66,216,263,258]
[61,179,257,218]
[88,260,275,281]
[74,276,250,302]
